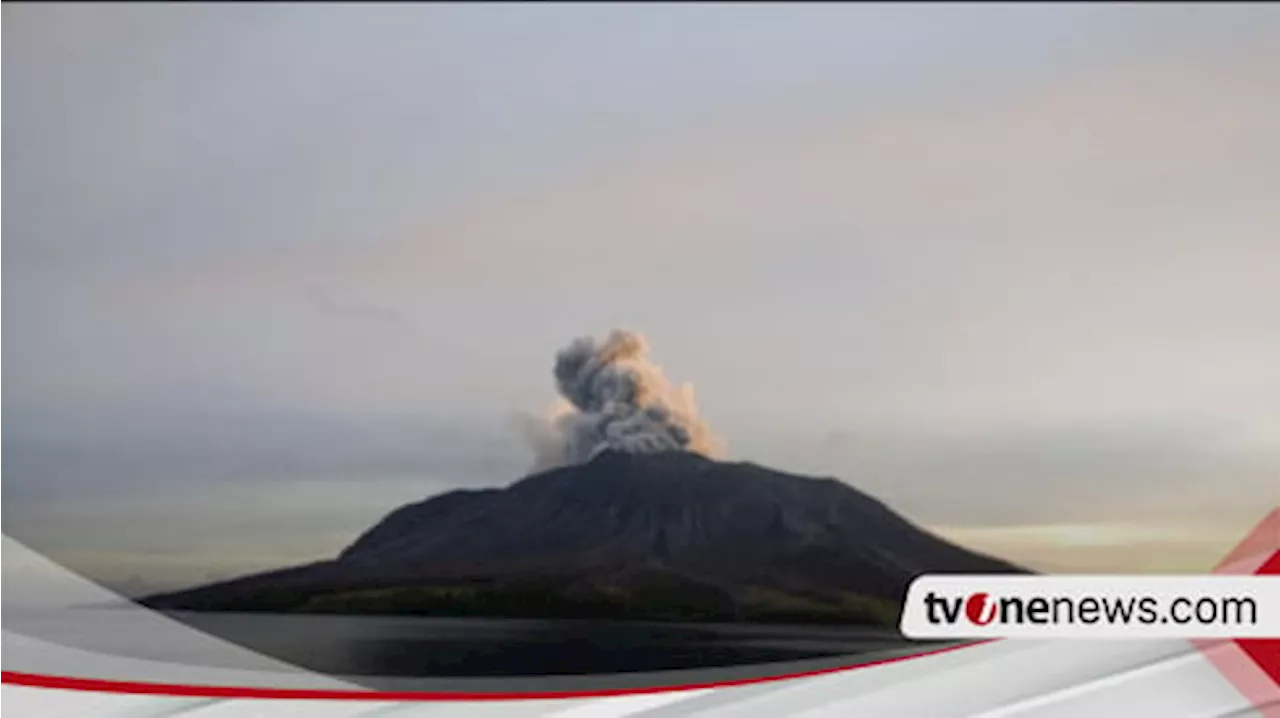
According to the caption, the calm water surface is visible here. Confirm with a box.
[169,612,917,677]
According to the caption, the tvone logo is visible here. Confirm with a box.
[964,592,997,625]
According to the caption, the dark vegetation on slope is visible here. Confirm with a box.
[144,451,1026,626]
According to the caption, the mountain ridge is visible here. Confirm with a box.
[143,450,1027,624]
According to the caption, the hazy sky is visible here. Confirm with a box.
[4,4,1279,593]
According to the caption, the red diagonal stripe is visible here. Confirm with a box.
[1236,550,1280,688]
[1202,510,1280,716]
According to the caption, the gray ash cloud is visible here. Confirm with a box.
[521,330,725,471]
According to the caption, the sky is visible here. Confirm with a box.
[4,4,1279,594]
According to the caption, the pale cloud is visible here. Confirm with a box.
[334,44,1279,284]
[935,520,1261,574]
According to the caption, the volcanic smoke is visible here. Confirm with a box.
[523,330,725,471]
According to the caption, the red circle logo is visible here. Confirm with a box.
[965,592,996,625]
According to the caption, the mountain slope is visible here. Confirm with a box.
[144,451,1026,624]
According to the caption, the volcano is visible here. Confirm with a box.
[143,451,1026,625]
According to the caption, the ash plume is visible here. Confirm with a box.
[522,330,725,471]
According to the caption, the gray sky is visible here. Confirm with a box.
[4,4,1279,593]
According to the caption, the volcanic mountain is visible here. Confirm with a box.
[143,451,1026,625]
